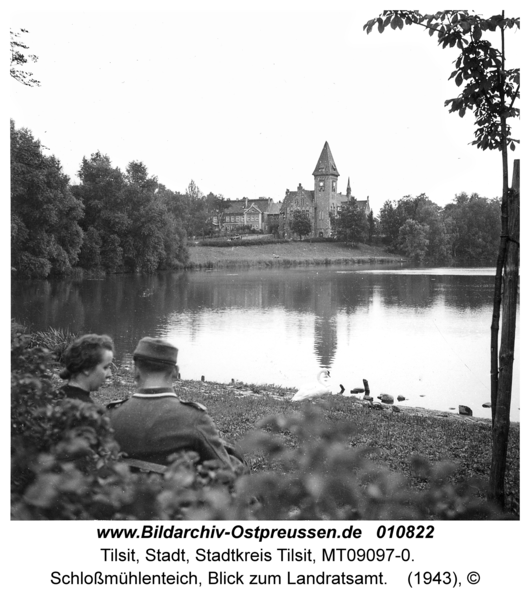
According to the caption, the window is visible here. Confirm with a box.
[319,179,325,192]
[332,181,336,192]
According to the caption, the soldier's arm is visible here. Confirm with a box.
[194,413,236,471]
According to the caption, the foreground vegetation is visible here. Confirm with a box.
[12,331,519,520]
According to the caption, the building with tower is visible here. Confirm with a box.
[279,142,370,238]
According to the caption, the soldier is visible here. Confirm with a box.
[108,337,241,472]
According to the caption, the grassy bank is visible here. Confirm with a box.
[187,241,404,269]
[96,375,520,517]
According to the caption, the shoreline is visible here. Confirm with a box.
[97,376,513,428]
[186,241,406,270]
[186,256,405,270]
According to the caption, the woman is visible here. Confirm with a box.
[59,334,115,402]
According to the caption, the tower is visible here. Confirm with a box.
[312,141,339,237]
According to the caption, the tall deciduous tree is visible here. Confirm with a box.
[367,210,377,244]
[290,210,312,240]
[398,219,430,263]
[332,198,368,244]
[206,192,230,232]
[184,180,211,237]
[365,10,520,508]
[444,193,501,263]
[379,194,448,261]
[74,152,127,272]
[11,121,84,278]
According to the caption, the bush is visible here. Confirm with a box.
[28,327,77,362]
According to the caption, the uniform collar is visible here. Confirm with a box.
[133,387,177,398]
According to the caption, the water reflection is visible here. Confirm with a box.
[12,266,519,421]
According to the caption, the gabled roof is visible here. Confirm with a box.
[312,141,340,177]
[280,189,314,212]
[224,198,275,215]
[247,198,271,212]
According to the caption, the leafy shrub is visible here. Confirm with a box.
[236,407,505,520]
[29,327,77,361]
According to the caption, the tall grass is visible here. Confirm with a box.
[185,256,400,271]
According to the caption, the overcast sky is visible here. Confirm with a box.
[9,1,523,216]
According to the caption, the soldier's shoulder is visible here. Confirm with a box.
[106,396,129,410]
[179,399,207,412]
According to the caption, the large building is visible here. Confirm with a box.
[279,142,370,238]
[222,197,281,233]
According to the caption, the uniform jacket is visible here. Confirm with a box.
[108,388,234,470]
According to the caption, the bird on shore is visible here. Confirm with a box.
[291,369,332,402]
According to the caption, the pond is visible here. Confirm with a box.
[12,265,520,421]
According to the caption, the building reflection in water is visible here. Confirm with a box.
[11,267,519,420]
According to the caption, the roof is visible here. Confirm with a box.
[247,198,272,212]
[312,141,340,177]
[267,202,282,215]
[225,201,246,215]
[280,189,314,213]
[224,198,273,215]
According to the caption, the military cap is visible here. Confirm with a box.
[133,337,178,365]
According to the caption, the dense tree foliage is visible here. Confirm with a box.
[444,193,501,263]
[182,180,213,238]
[73,152,128,272]
[398,219,430,263]
[11,123,194,278]
[11,118,505,278]
[206,192,231,233]
[11,122,84,278]
[331,198,368,244]
[290,209,312,240]
[74,155,189,273]
[367,209,377,244]
[378,192,499,265]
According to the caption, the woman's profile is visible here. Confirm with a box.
[59,334,114,402]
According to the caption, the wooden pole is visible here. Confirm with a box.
[490,15,510,425]
[489,159,520,507]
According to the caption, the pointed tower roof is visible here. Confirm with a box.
[312,141,340,177]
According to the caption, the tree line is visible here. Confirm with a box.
[378,192,501,264]
[12,120,501,279]
[11,121,226,279]
[297,192,501,265]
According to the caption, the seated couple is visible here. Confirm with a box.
[60,334,244,473]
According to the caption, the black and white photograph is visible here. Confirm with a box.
[7,0,524,596]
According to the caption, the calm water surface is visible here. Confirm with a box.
[12,265,520,421]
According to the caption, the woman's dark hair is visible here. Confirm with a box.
[60,334,114,379]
